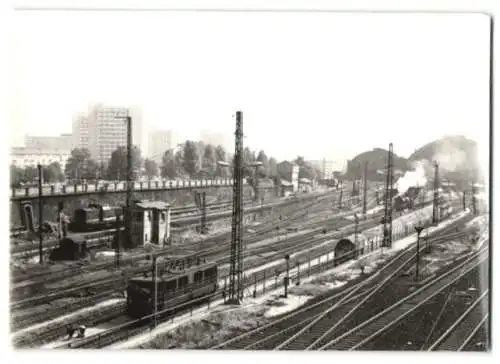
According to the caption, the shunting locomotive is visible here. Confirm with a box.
[126,255,218,318]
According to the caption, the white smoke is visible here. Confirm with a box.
[394,161,427,196]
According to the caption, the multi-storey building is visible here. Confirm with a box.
[10,147,71,169]
[81,104,144,164]
[308,159,348,179]
[72,112,89,149]
[149,129,173,163]
[24,134,73,151]
[199,130,227,148]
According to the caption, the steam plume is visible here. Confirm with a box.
[395,161,427,196]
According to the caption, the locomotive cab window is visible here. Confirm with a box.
[178,276,188,289]
[204,267,216,279]
[194,271,203,283]
[165,279,176,293]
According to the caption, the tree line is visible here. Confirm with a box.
[10,140,323,187]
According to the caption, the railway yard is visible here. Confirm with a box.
[8,176,490,352]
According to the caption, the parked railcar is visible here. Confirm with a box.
[126,258,218,319]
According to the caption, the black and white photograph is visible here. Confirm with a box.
[5,4,492,352]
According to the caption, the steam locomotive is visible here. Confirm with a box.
[126,256,219,318]
[68,204,123,233]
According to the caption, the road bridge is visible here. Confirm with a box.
[10,178,251,202]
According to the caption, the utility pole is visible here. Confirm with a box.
[126,115,133,249]
[432,162,440,225]
[354,213,359,246]
[284,254,290,298]
[415,225,424,281]
[471,182,478,215]
[37,164,44,264]
[57,201,64,240]
[362,161,368,216]
[201,192,207,234]
[462,190,467,211]
[382,143,394,248]
[250,165,260,203]
[227,111,244,304]
[338,181,343,209]
[151,256,158,328]
[115,210,121,268]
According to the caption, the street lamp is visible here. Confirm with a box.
[414,223,424,281]
[284,254,290,298]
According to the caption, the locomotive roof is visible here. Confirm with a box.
[129,259,216,283]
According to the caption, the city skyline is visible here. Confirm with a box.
[9,11,490,167]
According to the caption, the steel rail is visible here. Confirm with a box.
[212,215,474,350]
[458,313,489,351]
[210,235,433,350]
[318,247,488,350]
[427,290,489,351]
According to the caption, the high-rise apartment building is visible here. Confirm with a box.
[87,105,128,164]
[149,129,173,163]
[72,112,89,149]
[74,104,144,165]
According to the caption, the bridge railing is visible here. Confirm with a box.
[10,178,242,198]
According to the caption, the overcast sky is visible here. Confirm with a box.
[8,11,490,164]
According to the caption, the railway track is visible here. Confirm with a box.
[10,201,370,312]
[18,212,472,347]
[11,191,338,282]
[56,247,378,349]
[211,216,477,350]
[11,199,462,317]
[427,290,489,351]
[319,247,488,350]
[10,192,327,260]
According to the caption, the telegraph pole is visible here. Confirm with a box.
[362,161,368,216]
[227,111,244,304]
[432,162,440,225]
[37,164,44,264]
[382,143,394,248]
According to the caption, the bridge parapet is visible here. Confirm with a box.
[10,178,242,200]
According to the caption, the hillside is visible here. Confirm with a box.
[408,135,481,186]
[345,148,410,181]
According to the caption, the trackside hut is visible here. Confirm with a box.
[130,200,171,249]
